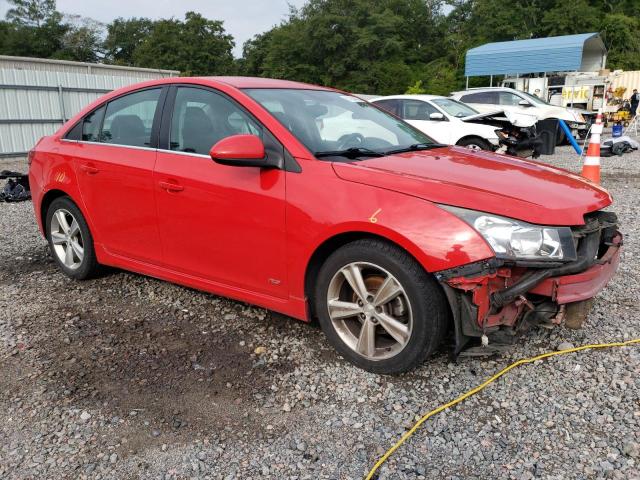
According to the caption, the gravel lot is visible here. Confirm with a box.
[1,140,639,480]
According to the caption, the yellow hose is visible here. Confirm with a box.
[365,338,640,480]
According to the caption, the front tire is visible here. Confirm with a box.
[456,137,492,151]
[45,196,101,280]
[314,239,449,374]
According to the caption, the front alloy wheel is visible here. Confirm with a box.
[327,262,413,361]
[315,239,449,374]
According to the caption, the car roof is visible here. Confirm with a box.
[206,76,333,90]
[108,76,335,93]
[451,87,521,95]
[373,94,445,101]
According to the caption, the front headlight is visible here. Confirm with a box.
[441,206,576,262]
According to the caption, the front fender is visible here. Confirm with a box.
[307,198,494,274]
[285,160,495,303]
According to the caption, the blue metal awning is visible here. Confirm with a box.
[465,33,606,77]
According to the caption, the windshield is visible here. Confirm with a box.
[243,88,434,156]
[431,98,478,117]
[519,91,552,106]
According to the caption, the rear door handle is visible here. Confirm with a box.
[79,164,99,175]
[159,181,184,192]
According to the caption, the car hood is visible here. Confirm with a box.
[332,147,612,225]
[544,106,585,123]
[462,110,538,128]
[461,110,506,121]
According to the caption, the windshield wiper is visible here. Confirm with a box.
[384,143,448,155]
[314,147,385,159]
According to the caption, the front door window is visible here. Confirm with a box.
[170,87,261,155]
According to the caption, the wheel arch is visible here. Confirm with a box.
[40,189,71,233]
[455,135,491,148]
[39,189,93,238]
[303,231,437,321]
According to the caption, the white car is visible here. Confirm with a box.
[371,95,504,151]
[450,87,589,143]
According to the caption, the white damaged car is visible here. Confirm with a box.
[371,94,535,152]
[450,87,590,144]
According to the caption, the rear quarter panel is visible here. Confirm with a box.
[29,137,93,238]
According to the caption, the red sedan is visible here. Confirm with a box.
[28,77,622,373]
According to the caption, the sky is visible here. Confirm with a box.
[0,0,308,57]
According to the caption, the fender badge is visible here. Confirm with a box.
[369,208,382,224]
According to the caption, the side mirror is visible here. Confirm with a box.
[518,100,532,107]
[429,112,445,121]
[210,134,266,167]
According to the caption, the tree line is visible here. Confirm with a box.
[1,0,639,95]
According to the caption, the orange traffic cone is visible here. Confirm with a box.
[581,109,603,184]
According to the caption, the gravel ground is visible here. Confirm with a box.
[1,140,639,480]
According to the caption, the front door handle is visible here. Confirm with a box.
[79,164,99,175]
[159,181,184,192]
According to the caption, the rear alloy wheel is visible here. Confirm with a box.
[315,239,449,374]
[46,197,100,280]
[50,208,84,270]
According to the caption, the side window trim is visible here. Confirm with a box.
[150,86,169,149]
[158,84,301,173]
[158,84,177,151]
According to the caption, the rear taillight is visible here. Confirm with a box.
[28,149,35,166]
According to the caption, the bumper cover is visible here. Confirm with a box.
[441,229,622,350]
[441,215,621,357]
[529,233,622,303]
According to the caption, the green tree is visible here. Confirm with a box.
[56,15,103,62]
[6,0,57,26]
[1,0,68,58]
[242,0,445,95]
[103,17,154,66]
[131,12,235,75]
[600,13,640,70]
[540,0,601,36]
[443,0,640,90]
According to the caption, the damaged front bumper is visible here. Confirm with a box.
[436,211,622,357]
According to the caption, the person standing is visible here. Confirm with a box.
[631,89,640,117]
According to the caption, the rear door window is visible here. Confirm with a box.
[100,89,161,147]
[374,99,400,116]
[460,92,499,104]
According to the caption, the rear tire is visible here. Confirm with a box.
[314,239,449,374]
[45,196,101,280]
[456,137,492,151]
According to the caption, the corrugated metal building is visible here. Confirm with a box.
[0,55,178,159]
[611,70,640,100]
[465,33,607,78]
